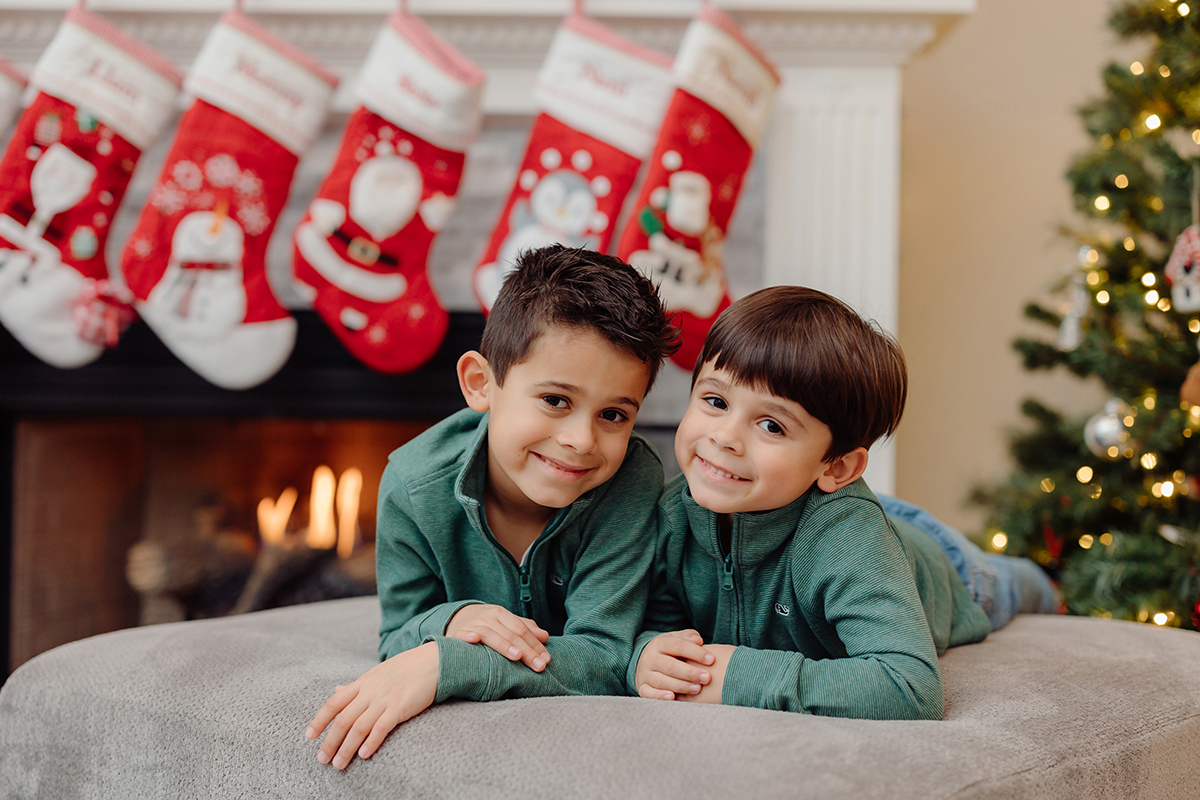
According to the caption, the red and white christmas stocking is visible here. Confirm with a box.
[473,12,674,311]
[0,9,180,368]
[0,57,27,132]
[293,11,484,373]
[616,6,779,369]
[121,11,337,390]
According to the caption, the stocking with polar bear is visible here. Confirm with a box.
[472,11,674,312]
[119,11,337,390]
[292,11,484,373]
[0,8,180,368]
[616,5,779,369]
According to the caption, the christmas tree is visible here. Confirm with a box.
[973,0,1200,629]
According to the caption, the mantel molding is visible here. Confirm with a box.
[0,3,965,74]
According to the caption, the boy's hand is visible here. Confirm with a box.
[675,643,734,704]
[635,629,715,700]
[446,604,551,672]
[305,641,439,770]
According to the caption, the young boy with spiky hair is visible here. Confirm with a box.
[307,245,679,768]
[631,286,1056,719]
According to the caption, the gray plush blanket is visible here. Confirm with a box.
[2,597,1199,799]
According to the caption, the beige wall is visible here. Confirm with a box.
[896,0,1137,531]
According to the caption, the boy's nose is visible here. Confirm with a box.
[558,417,597,454]
[709,421,742,454]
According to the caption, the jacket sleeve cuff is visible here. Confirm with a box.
[415,600,481,640]
[427,635,498,704]
[721,646,809,712]
[625,630,661,695]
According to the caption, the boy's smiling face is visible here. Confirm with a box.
[462,325,651,525]
[675,362,837,514]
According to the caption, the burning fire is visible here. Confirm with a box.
[256,466,363,558]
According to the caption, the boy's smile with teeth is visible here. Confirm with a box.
[675,363,837,515]
[533,452,595,479]
[695,455,747,482]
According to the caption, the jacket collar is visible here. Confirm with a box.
[680,478,880,564]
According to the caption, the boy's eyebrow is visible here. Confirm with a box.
[694,376,729,391]
[761,399,803,426]
[534,381,642,410]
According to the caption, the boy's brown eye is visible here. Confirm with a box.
[758,419,784,435]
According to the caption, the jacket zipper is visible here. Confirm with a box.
[475,505,542,618]
[720,514,740,644]
[724,516,743,644]
[518,564,532,612]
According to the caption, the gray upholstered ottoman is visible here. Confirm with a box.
[2,596,1199,799]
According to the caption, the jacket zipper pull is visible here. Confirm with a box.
[722,554,734,591]
[519,566,532,604]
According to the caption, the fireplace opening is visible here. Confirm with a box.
[9,415,429,672]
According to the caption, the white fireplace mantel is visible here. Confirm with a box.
[0,0,973,492]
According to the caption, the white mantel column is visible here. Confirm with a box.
[764,65,904,493]
[754,12,959,495]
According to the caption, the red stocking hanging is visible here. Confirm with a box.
[121,11,337,389]
[293,11,484,373]
[0,57,26,133]
[0,9,180,368]
[473,13,674,311]
[616,6,779,369]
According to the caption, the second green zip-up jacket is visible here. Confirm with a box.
[630,475,990,720]
[376,408,663,704]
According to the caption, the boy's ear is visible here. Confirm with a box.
[457,351,492,412]
[815,447,869,493]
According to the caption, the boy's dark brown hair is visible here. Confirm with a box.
[693,285,906,461]
[482,245,680,392]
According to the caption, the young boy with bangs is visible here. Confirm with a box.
[631,286,1056,720]
[306,245,679,769]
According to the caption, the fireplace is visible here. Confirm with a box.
[0,310,483,674]
[0,0,973,678]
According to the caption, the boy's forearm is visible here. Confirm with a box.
[379,599,482,660]
[720,646,944,720]
[429,633,632,702]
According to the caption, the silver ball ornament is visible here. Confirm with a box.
[1084,398,1131,459]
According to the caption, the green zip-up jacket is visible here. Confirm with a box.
[630,475,990,719]
[377,408,662,704]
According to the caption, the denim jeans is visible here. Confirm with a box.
[879,495,1058,631]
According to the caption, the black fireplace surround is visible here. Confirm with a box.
[0,310,485,681]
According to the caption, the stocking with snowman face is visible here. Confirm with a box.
[616,6,778,369]
[120,11,337,390]
[473,13,674,312]
[0,9,180,368]
[292,11,484,373]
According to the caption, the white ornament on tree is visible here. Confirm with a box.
[1058,249,1093,352]
[1084,398,1133,459]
